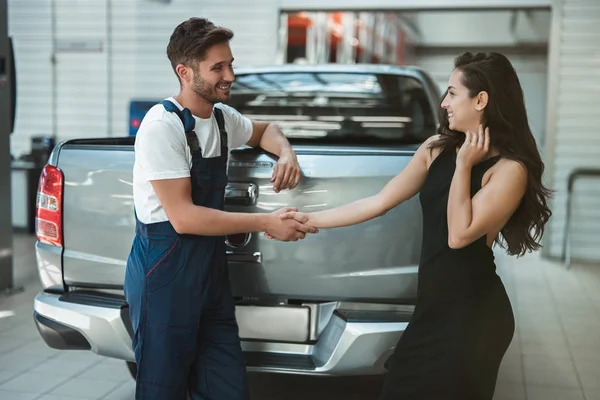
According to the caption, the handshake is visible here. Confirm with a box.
[263,207,317,242]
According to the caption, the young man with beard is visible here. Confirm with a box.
[124,17,317,400]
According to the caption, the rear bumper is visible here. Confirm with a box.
[33,291,410,375]
[33,292,135,361]
[242,314,408,375]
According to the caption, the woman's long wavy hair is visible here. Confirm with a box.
[429,51,552,256]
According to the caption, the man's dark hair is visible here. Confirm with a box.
[167,18,234,78]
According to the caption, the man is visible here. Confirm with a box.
[124,17,317,400]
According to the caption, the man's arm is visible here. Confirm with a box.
[136,117,315,240]
[150,178,316,240]
[246,120,301,193]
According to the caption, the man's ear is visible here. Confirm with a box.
[475,91,489,111]
[175,64,192,84]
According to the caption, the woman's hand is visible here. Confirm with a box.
[457,124,490,168]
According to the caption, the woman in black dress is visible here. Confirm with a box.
[269,52,552,399]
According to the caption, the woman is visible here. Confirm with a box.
[269,52,552,399]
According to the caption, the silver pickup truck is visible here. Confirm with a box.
[32,64,439,377]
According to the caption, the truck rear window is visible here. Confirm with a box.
[228,71,436,145]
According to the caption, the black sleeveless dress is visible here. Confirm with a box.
[379,148,515,400]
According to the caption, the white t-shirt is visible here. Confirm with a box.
[133,97,253,224]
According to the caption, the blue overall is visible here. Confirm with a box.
[124,101,248,400]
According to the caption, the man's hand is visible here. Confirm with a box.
[271,148,301,193]
[264,208,317,241]
[264,211,313,240]
[247,120,301,192]
[279,210,307,224]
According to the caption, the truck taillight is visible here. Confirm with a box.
[36,165,64,247]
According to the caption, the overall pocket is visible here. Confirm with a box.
[144,235,183,293]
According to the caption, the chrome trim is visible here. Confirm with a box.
[242,312,408,375]
[236,305,311,342]
[305,302,337,341]
[225,182,258,206]
[227,251,262,263]
[241,341,313,355]
[336,302,415,313]
[34,292,135,362]
[231,146,419,156]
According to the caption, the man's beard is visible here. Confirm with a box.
[192,74,229,104]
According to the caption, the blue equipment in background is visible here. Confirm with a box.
[129,100,159,136]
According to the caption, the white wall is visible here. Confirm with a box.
[110,1,137,139]
[54,1,108,141]
[8,0,281,157]
[279,0,552,10]
[414,10,550,46]
[132,0,279,99]
[7,0,53,158]
[543,0,600,262]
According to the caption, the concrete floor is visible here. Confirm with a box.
[1,234,600,399]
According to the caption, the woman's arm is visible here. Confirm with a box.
[447,126,527,248]
[278,135,438,229]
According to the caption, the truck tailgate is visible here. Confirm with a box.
[226,146,421,303]
[60,145,136,289]
[59,144,420,304]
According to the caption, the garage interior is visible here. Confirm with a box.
[1,0,599,399]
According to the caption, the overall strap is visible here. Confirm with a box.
[213,107,228,149]
[161,100,199,151]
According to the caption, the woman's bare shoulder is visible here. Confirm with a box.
[419,134,445,169]
[495,157,527,174]
[485,157,528,189]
